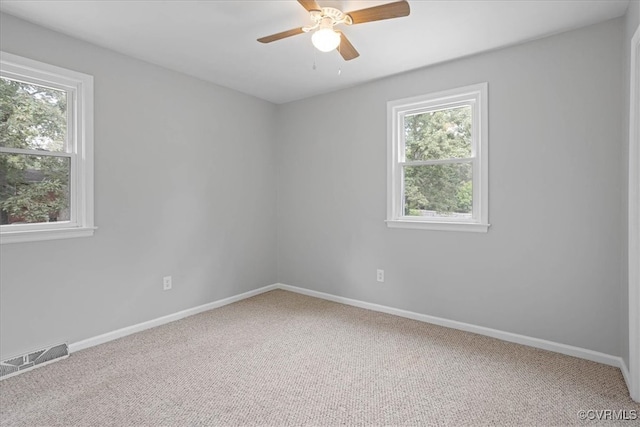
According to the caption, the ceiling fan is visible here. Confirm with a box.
[257,0,410,61]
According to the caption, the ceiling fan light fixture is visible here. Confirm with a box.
[312,28,341,52]
[258,0,411,61]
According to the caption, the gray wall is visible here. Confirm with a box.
[0,13,278,360]
[0,11,631,362]
[276,18,625,356]
[622,0,640,370]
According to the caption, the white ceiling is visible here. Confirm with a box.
[0,0,630,104]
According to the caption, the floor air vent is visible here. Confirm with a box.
[0,343,68,380]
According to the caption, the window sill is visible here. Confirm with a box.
[1,226,97,244]
[386,219,490,233]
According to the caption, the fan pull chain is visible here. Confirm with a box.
[312,46,317,71]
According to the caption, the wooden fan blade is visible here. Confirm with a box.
[347,0,410,25]
[257,27,305,43]
[337,32,359,61]
[298,0,321,12]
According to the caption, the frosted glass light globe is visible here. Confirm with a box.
[312,28,340,52]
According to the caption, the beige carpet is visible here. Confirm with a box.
[1,289,638,426]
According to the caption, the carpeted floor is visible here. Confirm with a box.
[1,289,638,426]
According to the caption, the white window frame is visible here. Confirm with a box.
[386,82,489,232]
[0,52,95,244]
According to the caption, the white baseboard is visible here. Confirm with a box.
[275,283,625,370]
[69,284,278,353]
[68,281,625,378]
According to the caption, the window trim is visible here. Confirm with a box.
[386,83,489,232]
[0,51,95,244]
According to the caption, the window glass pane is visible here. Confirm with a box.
[404,106,471,161]
[403,163,472,218]
[0,77,67,152]
[0,153,70,225]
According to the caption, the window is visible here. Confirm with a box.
[1,52,94,244]
[387,83,488,232]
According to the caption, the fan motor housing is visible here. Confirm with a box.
[307,7,352,30]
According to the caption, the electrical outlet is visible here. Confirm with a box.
[163,276,172,291]
[376,269,384,283]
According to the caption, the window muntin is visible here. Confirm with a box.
[387,83,488,232]
[0,52,94,243]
